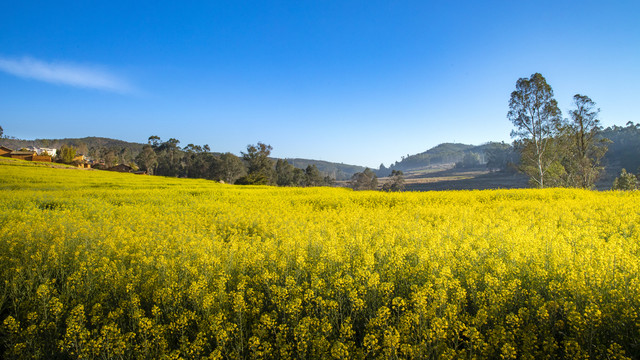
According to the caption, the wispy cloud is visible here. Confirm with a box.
[0,56,134,94]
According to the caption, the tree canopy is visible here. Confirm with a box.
[349,168,378,190]
[237,142,274,185]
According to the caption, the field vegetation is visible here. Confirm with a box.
[1,159,639,359]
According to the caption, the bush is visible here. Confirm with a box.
[612,168,638,190]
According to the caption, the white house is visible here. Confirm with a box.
[26,146,57,157]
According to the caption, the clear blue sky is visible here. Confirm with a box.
[1,1,638,168]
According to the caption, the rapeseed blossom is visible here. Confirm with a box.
[0,159,638,359]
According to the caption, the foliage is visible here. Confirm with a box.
[101,148,118,168]
[1,160,640,359]
[382,170,405,192]
[181,144,214,179]
[612,168,638,190]
[152,137,183,177]
[240,142,275,185]
[135,144,158,175]
[485,142,518,172]
[217,152,245,184]
[275,161,332,187]
[56,145,77,164]
[557,94,609,188]
[304,165,325,187]
[349,168,378,190]
[600,122,640,177]
[276,159,300,186]
[454,152,481,169]
[508,73,563,188]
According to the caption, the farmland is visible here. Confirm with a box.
[1,159,639,359]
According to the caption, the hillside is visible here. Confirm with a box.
[599,123,640,181]
[388,143,475,171]
[384,142,515,173]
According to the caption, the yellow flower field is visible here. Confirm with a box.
[0,159,639,359]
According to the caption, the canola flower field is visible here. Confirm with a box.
[0,159,639,360]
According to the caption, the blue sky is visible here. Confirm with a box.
[1,1,638,168]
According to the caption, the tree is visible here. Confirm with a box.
[76,142,89,157]
[0,125,3,138]
[102,149,118,168]
[349,168,378,190]
[57,145,77,164]
[455,153,481,169]
[323,175,336,187]
[304,165,324,187]
[238,142,274,185]
[120,148,135,166]
[275,159,297,186]
[136,144,158,175]
[148,135,162,148]
[382,170,405,192]
[292,168,306,186]
[155,138,183,177]
[217,153,245,184]
[182,144,210,179]
[612,168,638,190]
[562,94,609,188]
[485,142,518,172]
[508,73,563,188]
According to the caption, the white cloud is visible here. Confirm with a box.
[0,56,134,93]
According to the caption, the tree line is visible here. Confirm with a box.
[135,138,339,187]
[137,138,406,190]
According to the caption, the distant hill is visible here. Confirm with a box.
[0,136,145,156]
[386,142,497,171]
[600,123,640,173]
[596,122,640,187]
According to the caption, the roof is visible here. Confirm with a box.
[0,146,13,152]
[107,164,133,171]
[10,151,36,155]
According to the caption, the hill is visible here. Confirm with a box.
[599,122,640,183]
[383,142,515,173]
[387,143,475,171]
[0,136,145,158]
